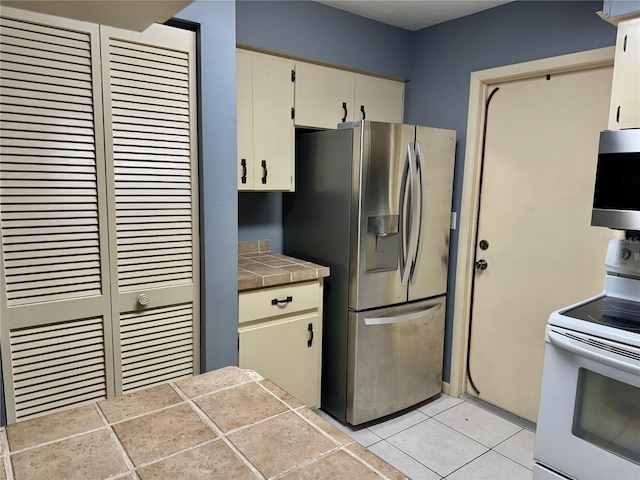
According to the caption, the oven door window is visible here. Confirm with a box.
[572,368,640,465]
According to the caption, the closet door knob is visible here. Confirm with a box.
[137,293,150,306]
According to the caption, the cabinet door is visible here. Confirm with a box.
[609,17,640,130]
[239,312,321,408]
[294,62,354,129]
[237,50,254,190]
[354,74,405,124]
[252,53,294,191]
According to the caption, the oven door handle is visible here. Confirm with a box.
[548,330,640,376]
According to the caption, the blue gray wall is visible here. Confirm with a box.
[176,0,239,371]
[404,0,616,381]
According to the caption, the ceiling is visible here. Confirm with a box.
[314,0,514,31]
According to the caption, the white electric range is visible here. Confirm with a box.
[534,238,640,480]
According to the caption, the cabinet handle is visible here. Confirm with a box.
[360,105,366,120]
[307,323,314,347]
[616,105,621,124]
[261,160,267,184]
[240,158,247,184]
[342,102,348,122]
[271,296,293,305]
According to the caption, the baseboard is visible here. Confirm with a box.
[442,381,451,395]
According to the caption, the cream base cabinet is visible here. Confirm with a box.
[609,17,640,129]
[354,74,405,124]
[237,49,294,191]
[238,281,323,408]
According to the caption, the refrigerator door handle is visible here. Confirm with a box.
[409,141,425,283]
[405,142,420,286]
[399,143,412,286]
[364,304,442,325]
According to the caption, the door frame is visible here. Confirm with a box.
[448,47,615,398]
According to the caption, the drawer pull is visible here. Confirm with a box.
[271,296,293,305]
[307,323,314,347]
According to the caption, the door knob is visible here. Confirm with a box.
[137,293,150,306]
[474,259,488,270]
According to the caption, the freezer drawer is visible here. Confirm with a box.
[346,296,445,425]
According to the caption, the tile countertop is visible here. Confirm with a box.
[0,367,407,480]
[238,240,330,292]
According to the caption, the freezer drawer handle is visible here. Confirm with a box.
[364,304,442,326]
[307,323,314,347]
[271,296,293,306]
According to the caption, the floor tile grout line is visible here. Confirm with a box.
[94,403,138,477]
[4,424,108,456]
[269,446,343,480]
[170,378,255,402]
[350,439,438,480]
[440,448,493,478]
[367,412,431,440]
[103,399,188,426]
[1,428,14,480]
[491,446,534,472]
[168,381,266,480]
[290,407,358,449]
[129,437,220,471]
[428,413,520,450]
[339,445,398,480]
[371,437,450,479]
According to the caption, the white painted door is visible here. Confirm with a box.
[466,66,618,423]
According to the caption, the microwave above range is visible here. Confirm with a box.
[591,128,640,231]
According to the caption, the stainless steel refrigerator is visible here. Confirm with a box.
[283,121,456,425]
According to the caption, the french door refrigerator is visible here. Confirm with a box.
[283,121,456,425]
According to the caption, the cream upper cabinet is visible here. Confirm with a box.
[294,61,405,129]
[608,17,640,130]
[353,74,405,124]
[236,49,294,191]
[294,61,355,129]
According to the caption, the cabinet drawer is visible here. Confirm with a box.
[239,281,320,324]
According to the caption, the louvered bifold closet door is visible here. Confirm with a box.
[0,9,114,423]
[100,25,199,396]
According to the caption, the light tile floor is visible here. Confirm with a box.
[315,394,535,480]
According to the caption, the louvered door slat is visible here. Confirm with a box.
[1,88,92,108]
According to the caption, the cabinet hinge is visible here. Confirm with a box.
[291,69,296,82]
[291,107,295,120]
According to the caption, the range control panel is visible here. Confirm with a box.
[605,238,640,279]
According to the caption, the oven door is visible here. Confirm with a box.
[535,325,640,479]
